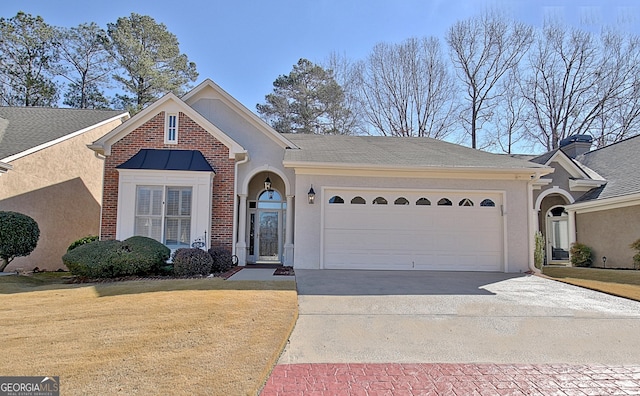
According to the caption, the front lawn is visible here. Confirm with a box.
[542,266,640,301]
[0,274,297,395]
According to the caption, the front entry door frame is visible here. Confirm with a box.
[247,189,286,264]
[546,205,570,264]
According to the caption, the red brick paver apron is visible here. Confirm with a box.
[261,363,640,395]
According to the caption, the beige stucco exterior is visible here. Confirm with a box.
[575,204,640,269]
[0,117,125,271]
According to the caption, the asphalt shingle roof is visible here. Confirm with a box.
[0,107,126,160]
[575,135,640,202]
[283,134,546,170]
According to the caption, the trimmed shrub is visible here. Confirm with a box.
[172,248,213,276]
[67,235,99,252]
[62,236,169,278]
[570,242,593,267]
[631,238,640,270]
[0,211,40,272]
[208,247,235,273]
[534,231,545,269]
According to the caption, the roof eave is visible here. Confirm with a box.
[0,161,13,173]
[283,160,553,177]
[567,192,640,212]
[90,93,246,159]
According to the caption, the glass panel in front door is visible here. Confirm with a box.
[550,219,569,260]
[259,211,279,261]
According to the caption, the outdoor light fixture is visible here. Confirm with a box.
[308,186,316,204]
[602,256,607,268]
[264,176,272,191]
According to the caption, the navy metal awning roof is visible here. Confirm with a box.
[116,149,215,172]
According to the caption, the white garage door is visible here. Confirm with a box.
[322,189,504,271]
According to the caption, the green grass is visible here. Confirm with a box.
[542,266,640,301]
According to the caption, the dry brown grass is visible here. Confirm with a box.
[542,266,640,301]
[0,276,298,395]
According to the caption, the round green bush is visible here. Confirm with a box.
[62,236,170,278]
[570,242,593,267]
[208,247,235,273]
[172,248,213,276]
[0,211,40,272]
[67,235,99,252]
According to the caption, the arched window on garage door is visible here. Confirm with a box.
[416,197,431,206]
[394,197,409,205]
[351,196,366,204]
[459,198,474,206]
[480,199,496,207]
[372,197,388,205]
[437,198,452,206]
[329,195,344,204]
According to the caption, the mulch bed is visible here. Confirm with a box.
[273,266,295,276]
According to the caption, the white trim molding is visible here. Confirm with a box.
[534,186,575,211]
[567,192,640,214]
[115,169,214,247]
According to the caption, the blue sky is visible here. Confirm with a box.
[2,0,639,112]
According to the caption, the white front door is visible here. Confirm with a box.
[546,206,569,263]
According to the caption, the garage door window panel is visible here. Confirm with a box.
[351,196,366,204]
[373,197,388,205]
[459,198,474,206]
[329,195,344,204]
[437,198,452,206]
[481,199,496,207]
[394,197,409,205]
[416,197,431,206]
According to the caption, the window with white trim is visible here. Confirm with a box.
[135,185,192,248]
[165,113,178,144]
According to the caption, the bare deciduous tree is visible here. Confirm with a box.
[324,51,366,135]
[446,13,533,148]
[589,31,640,148]
[522,25,640,150]
[355,37,458,138]
[485,68,528,153]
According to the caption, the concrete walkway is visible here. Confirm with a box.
[226,268,294,281]
[261,270,640,395]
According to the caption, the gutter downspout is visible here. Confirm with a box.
[231,152,249,258]
[527,171,543,274]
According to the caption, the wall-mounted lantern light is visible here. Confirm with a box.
[264,176,272,191]
[602,256,607,268]
[308,186,316,204]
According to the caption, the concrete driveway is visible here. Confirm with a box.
[278,270,640,365]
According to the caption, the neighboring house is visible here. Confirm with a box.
[0,107,129,272]
[90,79,551,273]
[531,135,640,268]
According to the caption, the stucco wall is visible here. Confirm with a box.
[190,98,296,196]
[292,173,531,273]
[0,118,124,271]
[576,205,640,269]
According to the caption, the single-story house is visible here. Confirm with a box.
[90,79,553,273]
[0,107,129,272]
[530,135,640,268]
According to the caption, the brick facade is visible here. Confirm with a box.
[101,111,235,251]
